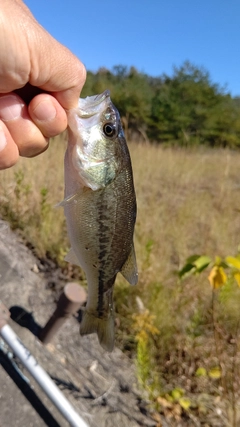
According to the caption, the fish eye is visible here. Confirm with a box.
[103,122,117,138]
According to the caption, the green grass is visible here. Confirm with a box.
[1,139,240,425]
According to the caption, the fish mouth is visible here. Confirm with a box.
[78,90,111,118]
[92,90,110,105]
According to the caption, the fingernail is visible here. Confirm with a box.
[0,128,7,152]
[32,100,57,121]
[0,95,23,121]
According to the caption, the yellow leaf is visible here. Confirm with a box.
[233,271,240,287]
[195,367,207,377]
[193,255,211,271]
[208,366,221,379]
[179,397,191,410]
[171,388,184,400]
[208,266,227,289]
[226,256,240,270]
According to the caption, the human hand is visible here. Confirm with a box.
[0,0,86,169]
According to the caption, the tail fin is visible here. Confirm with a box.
[80,311,115,352]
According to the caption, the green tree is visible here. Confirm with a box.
[148,61,229,145]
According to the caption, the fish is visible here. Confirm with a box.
[61,90,138,352]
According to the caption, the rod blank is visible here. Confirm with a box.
[0,323,88,427]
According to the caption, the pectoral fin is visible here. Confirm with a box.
[120,244,138,285]
[55,193,78,208]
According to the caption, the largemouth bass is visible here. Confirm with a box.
[62,90,138,352]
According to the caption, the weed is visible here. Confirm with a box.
[180,251,240,426]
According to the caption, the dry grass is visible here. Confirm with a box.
[0,133,67,261]
[132,144,240,276]
[1,138,240,425]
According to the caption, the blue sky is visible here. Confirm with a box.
[25,0,240,96]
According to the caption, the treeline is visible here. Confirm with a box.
[81,61,240,147]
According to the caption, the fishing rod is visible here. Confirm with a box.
[0,285,88,427]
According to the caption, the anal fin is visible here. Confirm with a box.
[120,244,138,285]
[64,247,81,266]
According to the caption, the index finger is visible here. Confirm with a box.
[48,56,87,110]
[31,39,87,110]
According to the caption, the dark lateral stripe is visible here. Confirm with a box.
[97,193,111,317]
[97,275,116,318]
[97,270,105,317]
